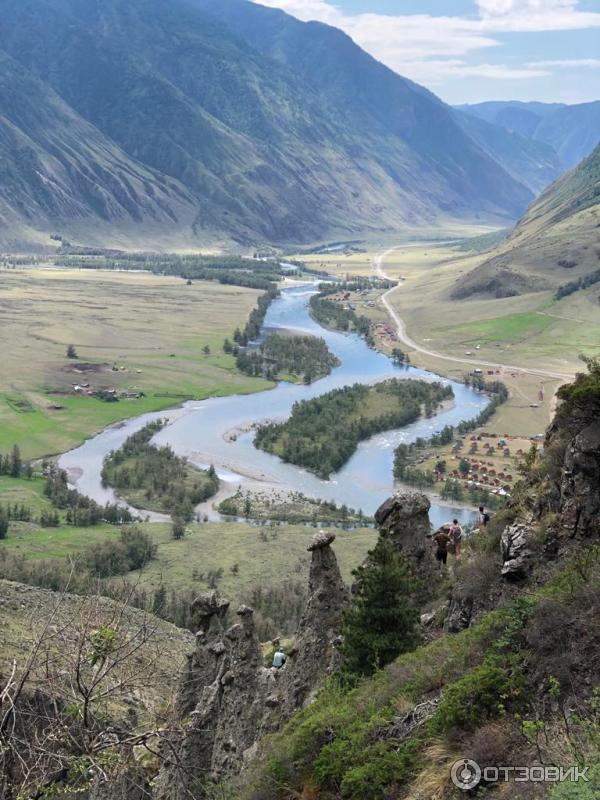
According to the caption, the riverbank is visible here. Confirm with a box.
[58,281,490,528]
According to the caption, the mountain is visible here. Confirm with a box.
[458,100,600,169]
[453,110,563,194]
[0,0,533,249]
[194,0,539,202]
[0,50,199,250]
[452,142,600,299]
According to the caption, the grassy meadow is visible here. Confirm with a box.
[0,268,270,458]
[0,468,376,605]
[383,242,600,375]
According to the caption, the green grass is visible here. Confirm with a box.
[127,523,378,601]
[441,310,554,346]
[0,268,271,458]
[3,522,121,559]
[0,475,53,515]
[0,477,376,599]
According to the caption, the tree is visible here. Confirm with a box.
[0,508,8,540]
[66,344,78,359]
[9,445,22,478]
[459,458,471,476]
[340,536,421,680]
[172,517,186,540]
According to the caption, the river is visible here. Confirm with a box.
[58,282,489,528]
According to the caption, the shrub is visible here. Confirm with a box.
[428,660,521,736]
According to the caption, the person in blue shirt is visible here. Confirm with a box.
[272,648,286,669]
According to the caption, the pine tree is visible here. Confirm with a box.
[0,507,8,540]
[10,445,22,478]
[340,536,421,680]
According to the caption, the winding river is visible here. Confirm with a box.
[59,282,489,528]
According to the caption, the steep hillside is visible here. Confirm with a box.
[459,100,600,169]
[454,110,563,194]
[0,51,199,250]
[452,142,600,300]
[0,0,532,248]
[233,361,600,800]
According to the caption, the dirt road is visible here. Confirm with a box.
[373,246,575,382]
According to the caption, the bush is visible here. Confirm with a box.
[428,660,520,736]
[119,526,157,570]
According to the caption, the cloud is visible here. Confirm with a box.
[256,0,341,23]
[414,60,551,85]
[253,0,600,89]
[526,58,600,68]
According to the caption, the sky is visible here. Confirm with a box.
[253,0,600,105]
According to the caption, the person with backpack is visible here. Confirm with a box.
[449,519,463,559]
[479,506,490,528]
[272,647,286,670]
[432,527,452,571]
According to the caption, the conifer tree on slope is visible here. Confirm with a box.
[340,535,421,680]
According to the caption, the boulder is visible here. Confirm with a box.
[501,523,534,579]
[444,595,474,633]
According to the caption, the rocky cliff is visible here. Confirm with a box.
[153,531,348,799]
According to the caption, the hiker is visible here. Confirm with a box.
[272,647,286,670]
[432,527,452,570]
[479,506,491,528]
[449,518,463,559]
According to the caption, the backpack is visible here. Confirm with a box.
[483,513,491,525]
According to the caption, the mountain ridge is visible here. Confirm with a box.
[451,140,600,300]
[458,99,600,169]
[0,0,534,249]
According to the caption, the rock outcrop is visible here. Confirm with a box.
[279,531,348,715]
[154,532,348,799]
[560,419,600,539]
[374,491,437,599]
[501,523,534,579]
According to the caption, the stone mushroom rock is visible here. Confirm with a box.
[308,530,336,551]
[501,523,534,579]
[156,536,350,799]
[280,532,348,715]
[374,491,437,600]
[191,591,230,634]
[375,491,432,548]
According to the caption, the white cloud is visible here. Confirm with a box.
[256,0,342,23]
[527,58,600,68]
[414,60,551,85]
[253,0,600,87]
